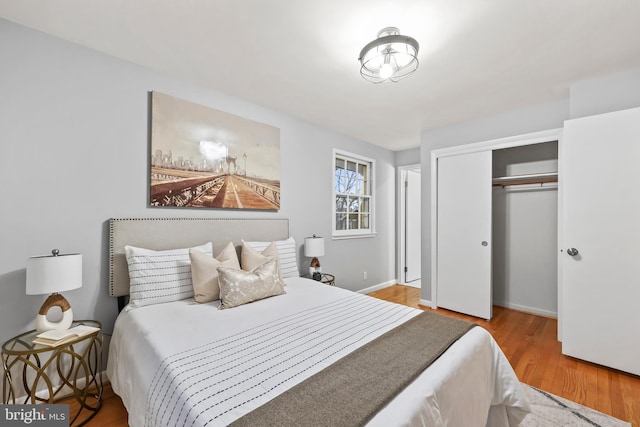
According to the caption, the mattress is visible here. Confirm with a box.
[107,277,530,426]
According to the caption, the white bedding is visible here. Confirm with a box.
[107,277,530,427]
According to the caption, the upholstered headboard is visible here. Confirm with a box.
[109,218,290,301]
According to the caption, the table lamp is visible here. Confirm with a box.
[304,235,325,280]
[26,249,82,332]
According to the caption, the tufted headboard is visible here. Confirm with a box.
[109,218,290,305]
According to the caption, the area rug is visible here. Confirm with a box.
[520,383,631,426]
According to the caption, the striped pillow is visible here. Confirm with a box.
[242,237,299,278]
[125,242,212,309]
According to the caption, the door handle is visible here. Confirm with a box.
[567,248,579,256]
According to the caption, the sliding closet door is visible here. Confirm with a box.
[562,107,640,376]
[436,151,492,319]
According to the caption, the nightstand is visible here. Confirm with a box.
[315,273,335,286]
[2,320,103,426]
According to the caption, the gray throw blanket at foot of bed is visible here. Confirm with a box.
[231,311,476,427]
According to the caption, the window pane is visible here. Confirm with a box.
[344,178,354,194]
[348,214,359,230]
[336,214,347,230]
[348,197,359,213]
[344,163,357,194]
[335,160,345,193]
[361,197,370,213]
[361,214,370,229]
[347,161,356,173]
[358,164,367,179]
[336,196,347,212]
[335,174,344,193]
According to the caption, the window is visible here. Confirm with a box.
[333,150,375,238]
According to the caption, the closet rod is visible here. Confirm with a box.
[492,172,558,187]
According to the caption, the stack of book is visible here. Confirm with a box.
[32,324,100,347]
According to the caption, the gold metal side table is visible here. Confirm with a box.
[304,273,335,286]
[2,320,103,426]
[319,273,335,286]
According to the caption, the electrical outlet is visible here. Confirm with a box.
[363,271,367,280]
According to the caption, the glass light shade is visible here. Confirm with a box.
[26,252,83,295]
[359,27,419,83]
[304,236,325,258]
[379,63,394,79]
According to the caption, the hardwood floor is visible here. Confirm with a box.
[81,285,639,426]
[369,285,640,427]
[64,384,128,427]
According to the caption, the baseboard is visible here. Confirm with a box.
[495,302,557,318]
[419,298,432,307]
[357,279,397,294]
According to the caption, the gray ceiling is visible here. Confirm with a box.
[2,0,640,150]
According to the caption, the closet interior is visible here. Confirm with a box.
[491,141,558,317]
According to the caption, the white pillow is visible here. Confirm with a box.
[189,242,241,303]
[125,242,212,308]
[240,242,286,289]
[242,237,299,278]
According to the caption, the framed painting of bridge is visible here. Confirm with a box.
[149,91,281,210]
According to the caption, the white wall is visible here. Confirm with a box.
[395,147,420,166]
[0,19,397,345]
[570,68,640,119]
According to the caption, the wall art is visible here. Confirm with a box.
[150,91,280,210]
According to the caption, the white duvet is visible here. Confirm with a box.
[107,277,529,426]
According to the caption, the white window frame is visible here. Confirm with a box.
[332,149,376,239]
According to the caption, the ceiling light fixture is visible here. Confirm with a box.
[358,27,419,83]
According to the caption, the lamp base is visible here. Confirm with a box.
[309,257,321,277]
[35,293,74,332]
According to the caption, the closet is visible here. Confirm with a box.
[433,108,640,376]
[492,142,558,318]
[431,129,561,320]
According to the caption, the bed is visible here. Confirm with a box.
[106,218,530,427]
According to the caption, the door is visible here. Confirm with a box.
[562,107,640,376]
[405,169,421,285]
[436,150,492,319]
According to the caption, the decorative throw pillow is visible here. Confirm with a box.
[189,242,241,303]
[217,258,286,309]
[243,237,299,278]
[125,242,212,308]
[240,242,286,287]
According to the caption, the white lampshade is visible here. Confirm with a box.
[27,252,82,295]
[26,250,82,332]
[304,236,325,258]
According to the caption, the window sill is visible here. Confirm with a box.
[332,232,377,240]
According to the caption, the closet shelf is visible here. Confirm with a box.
[492,172,558,187]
